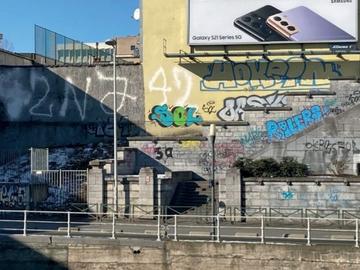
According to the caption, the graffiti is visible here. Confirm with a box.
[305,139,360,154]
[149,104,203,127]
[202,101,217,115]
[323,98,337,108]
[96,70,138,114]
[329,188,339,202]
[217,92,287,121]
[155,147,173,160]
[281,191,294,200]
[199,141,244,174]
[325,90,360,116]
[0,184,26,207]
[0,68,139,122]
[141,144,173,161]
[240,127,267,147]
[328,148,351,176]
[149,67,192,105]
[266,105,325,142]
[86,118,140,138]
[180,141,201,149]
[201,58,341,91]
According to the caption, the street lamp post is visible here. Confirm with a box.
[209,124,216,239]
[105,38,118,213]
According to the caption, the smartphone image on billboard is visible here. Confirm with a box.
[266,6,356,42]
[233,5,287,42]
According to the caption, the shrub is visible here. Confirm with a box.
[233,157,254,177]
[251,158,280,177]
[234,157,309,177]
[279,157,309,177]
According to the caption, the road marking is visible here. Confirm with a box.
[235,232,259,237]
[330,234,355,240]
[189,231,211,236]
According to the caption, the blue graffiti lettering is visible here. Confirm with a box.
[281,191,294,200]
[149,104,203,127]
[266,105,325,142]
[201,58,342,91]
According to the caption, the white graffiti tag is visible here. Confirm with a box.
[97,71,138,114]
[217,92,287,121]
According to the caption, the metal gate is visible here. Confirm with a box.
[30,148,49,172]
[31,170,88,207]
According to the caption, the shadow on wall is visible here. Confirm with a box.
[0,65,148,151]
[0,235,68,269]
[134,150,170,174]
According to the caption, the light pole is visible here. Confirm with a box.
[105,38,118,213]
[209,124,216,239]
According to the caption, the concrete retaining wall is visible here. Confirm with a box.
[0,64,145,151]
[1,236,360,269]
[219,172,360,210]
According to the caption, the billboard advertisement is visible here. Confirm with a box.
[188,0,358,45]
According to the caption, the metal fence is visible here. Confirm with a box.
[0,150,23,166]
[0,210,359,247]
[35,25,111,64]
[31,170,88,207]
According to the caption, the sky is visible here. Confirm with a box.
[0,0,140,53]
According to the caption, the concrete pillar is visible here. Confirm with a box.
[138,167,157,217]
[224,168,244,219]
[88,160,106,212]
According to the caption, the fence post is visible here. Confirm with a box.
[59,169,62,188]
[157,212,161,241]
[261,215,265,244]
[174,215,177,241]
[356,219,359,248]
[67,211,71,238]
[307,217,311,246]
[112,213,116,239]
[23,210,27,236]
[217,214,220,242]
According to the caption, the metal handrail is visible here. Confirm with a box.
[0,209,359,247]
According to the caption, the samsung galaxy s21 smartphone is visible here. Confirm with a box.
[233,5,287,42]
[266,6,356,42]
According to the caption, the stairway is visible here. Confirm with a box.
[167,180,210,215]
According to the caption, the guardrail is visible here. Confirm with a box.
[0,209,359,247]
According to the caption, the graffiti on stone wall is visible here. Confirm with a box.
[0,184,26,207]
[324,89,360,116]
[0,68,138,121]
[328,148,351,176]
[304,139,358,175]
[201,58,341,91]
[86,118,140,138]
[217,92,287,121]
[199,141,244,174]
[149,104,203,127]
[201,101,217,115]
[96,71,138,114]
[141,144,173,161]
[281,190,294,200]
[266,105,325,142]
[329,188,340,202]
[305,139,360,154]
[240,127,267,148]
[149,67,192,105]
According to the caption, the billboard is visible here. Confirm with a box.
[188,0,358,45]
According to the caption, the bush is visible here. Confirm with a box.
[279,157,309,177]
[233,158,254,177]
[233,156,309,177]
[252,158,280,177]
